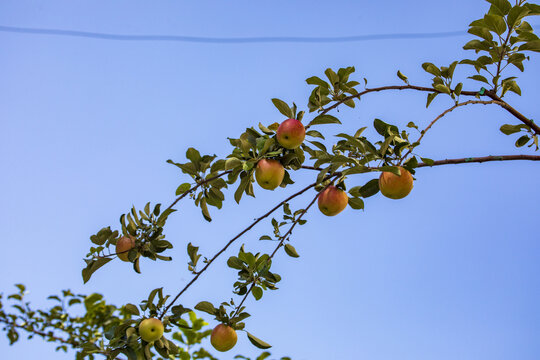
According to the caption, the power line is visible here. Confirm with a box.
[0,25,467,43]
[1,24,537,44]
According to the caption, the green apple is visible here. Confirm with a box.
[116,236,135,262]
[276,118,305,149]
[210,324,237,352]
[379,166,413,199]
[139,318,164,343]
[255,159,285,190]
[318,186,348,216]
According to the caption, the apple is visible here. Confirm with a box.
[255,159,285,190]
[318,186,348,216]
[210,324,237,352]
[139,318,164,343]
[276,118,305,149]
[379,166,414,199]
[116,236,135,262]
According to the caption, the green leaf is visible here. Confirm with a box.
[200,198,212,222]
[484,14,507,35]
[348,197,364,210]
[420,157,435,166]
[227,256,244,270]
[359,179,380,198]
[421,62,441,76]
[468,75,490,84]
[175,183,191,196]
[305,76,330,88]
[373,118,398,136]
[252,287,263,300]
[523,3,540,15]
[397,70,409,84]
[234,173,251,204]
[434,84,451,94]
[308,114,341,126]
[271,98,293,118]
[186,148,201,166]
[247,332,272,349]
[486,0,511,15]
[194,301,216,315]
[324,68,339,85]
[468,26,493,41]
[515,135,530,147]
[507,6,530,28]
[157,208,176,227]
[518,40,540,52]
[306,130,325,139]
[500,124,527,135]
[82,258,112,284]
[124,303,140,316]
[284,244,300,258]
[454,83,463,96]
[426,92,438,108]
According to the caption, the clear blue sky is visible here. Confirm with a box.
[1,1,539,359]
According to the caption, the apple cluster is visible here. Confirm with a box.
[254,117,415,220]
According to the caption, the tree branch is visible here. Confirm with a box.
[159,178,324,319]
[319,84,481,115]
[318,84,539,135]
[400,100,501,163]
[232,178,334,316]
[416,155,540,167]
[485,90,540,135]
[165,170,232,212]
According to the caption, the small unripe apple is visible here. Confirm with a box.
[255,159,285,190]
[379,166,414,199]
[116,236,135,262]
[318,186,348,216]
[139,318,164,343]
[210,324,237,352]
[276,118,305,149]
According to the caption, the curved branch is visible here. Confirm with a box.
[400,100,501,162]
[233,178,334,316]
[319,84,539,135]
[301,155,540,173]
[416,155,540,167]
[319,84,481,115]
[485,90,540,135]
[159,179,323,319]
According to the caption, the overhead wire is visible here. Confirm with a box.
[0,25,469,43]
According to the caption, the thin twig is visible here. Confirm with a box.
[232,178,336,316]
[416,155,540,167]
[318,84,539,135]
[159,179,323,319]
[400,100,501,163]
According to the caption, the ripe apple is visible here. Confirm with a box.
[116,236,135,262]
[210,324,237,352]
[255,159,285,190]
[318,185,348,216]
[276,118,305,149]
[379,166,414,199]
[139,318,164,343]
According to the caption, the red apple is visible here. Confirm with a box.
[318,186,348,216]
[276,118,305,149]
[255,159,285,190]
[379,166,414,199]
[116,236,135,262]
[210,324,237,352]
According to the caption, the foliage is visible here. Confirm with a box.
[2,1,540,359]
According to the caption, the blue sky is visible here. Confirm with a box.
[1,1,539,359]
